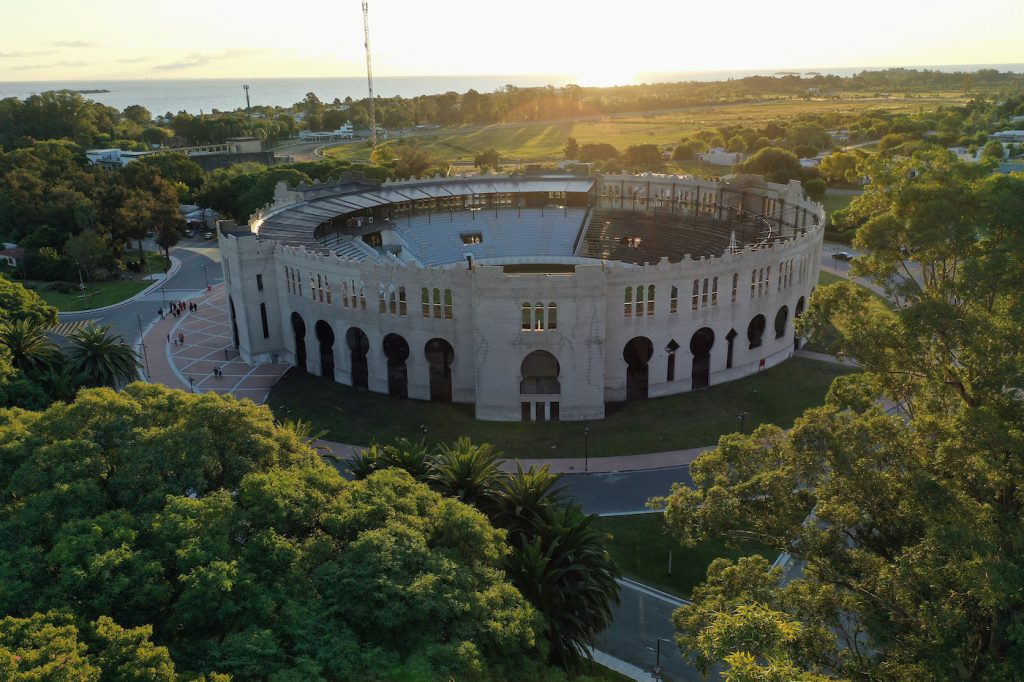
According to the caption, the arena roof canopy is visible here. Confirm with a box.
[255,175,595,243]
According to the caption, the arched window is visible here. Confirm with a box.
[636,286,645,317]
[260,303,269,339]
[399,286,407,315]
[534,303,545,330]
[712,276,719,306]
[324,276,332,305]
[378,285,386,313]
[522,303,531,331]
[359,284,366,310]
[750,269,756,298]
[692,280,699,311]
[548,302,558,330]
[433,288,441,318]
[624,287,633,318]
[670,285,678,314]
[732,273,738,303]
[701,278,709,308]
[317,274,324,303]
[388,285,397,314]
[444,289,453,319]
[422,287,430,317]
[647,285,655,316]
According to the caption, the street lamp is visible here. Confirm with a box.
[203,265,209,289]
[188,376,195,393]
[646,638,672,679]
[584,426,590,472]
[737,411,749,434]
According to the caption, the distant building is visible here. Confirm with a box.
[298,123,355,142]
[86,136,277,172]
[991,130,1024,143]
[947,146,985,163]
[0,243,25,268]
[698,148,744,165]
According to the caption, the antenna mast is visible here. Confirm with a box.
[243,84,253,134]
[362,0,377,149]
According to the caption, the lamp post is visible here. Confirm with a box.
[584,426,590,473]
[646,638,671,679]
[737,411,749,434]
[203,265,209,289]
[188,376,195,393]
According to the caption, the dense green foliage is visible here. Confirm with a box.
[348,439,621,673]
[658,153,1024,680]
[0,385,560,680]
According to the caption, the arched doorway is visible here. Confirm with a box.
[623,336,653,400]
[794,297,805,350]
[665,340,680,381]
[521,350,561,422]
[290,312,307,373]
[521,351,560,394]
[315,320,335,380]
[425,338,454,402]
[382,333,410,398]
[346,327,369,389]
[725,329,738,369]
[690,327,715,390]
[774,306,789,339]
[228,296,240,348]
[747,314,766,349]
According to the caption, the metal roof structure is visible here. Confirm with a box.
[254,175,594,244]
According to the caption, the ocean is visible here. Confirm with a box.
[1,64,1022,115]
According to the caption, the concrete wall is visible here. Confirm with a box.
[220,173,824,422]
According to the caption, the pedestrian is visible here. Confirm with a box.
[166,333,170,343]
[158,307,163,319]
[178,332,184,344]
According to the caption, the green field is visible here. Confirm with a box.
[822,192,859,243]
[325,96,963,165]
[268,357,855,458]
[27,279,151,312]
[592,513,773,599]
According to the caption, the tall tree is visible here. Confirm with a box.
[659,150,1024,680]
[65,324,141,388]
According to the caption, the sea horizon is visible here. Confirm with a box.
[2,62,1022,115]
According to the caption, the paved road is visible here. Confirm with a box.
[58,240,223,355]
[561,466,693,516]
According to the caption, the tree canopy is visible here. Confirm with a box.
[658,150,1024,680]
[0,384,558,680]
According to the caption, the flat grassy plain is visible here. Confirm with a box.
[592,513,773,599]
[325,95,964,165]
[27,280,150,312]
[268,357,855,458]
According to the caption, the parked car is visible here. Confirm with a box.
[204,231,214,240]
[833,251,854,262]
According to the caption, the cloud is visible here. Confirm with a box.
[116,56,156,64]
[154,49,253,71]
[52,40,98,48]
[14,59,90,70]
[0,50,55,59]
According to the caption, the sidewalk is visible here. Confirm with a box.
[142,283,290,403]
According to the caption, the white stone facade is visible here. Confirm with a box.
[220,173,824,422]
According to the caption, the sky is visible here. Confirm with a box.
[1,0,1023,84]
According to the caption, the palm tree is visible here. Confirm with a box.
[505,503,621,673]
[379,437,435,481]
[494,463,569,543]
[37,365,86,403]
[428,437,505,509]
[345,444,382,480]
[65,324,141,389]
[0,319,58,374]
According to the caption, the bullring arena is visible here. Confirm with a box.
[219,172,824,421]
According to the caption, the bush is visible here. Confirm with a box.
[803,178,827,202]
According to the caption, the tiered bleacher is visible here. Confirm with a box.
[580,209,764,264]
[391,208,588,267]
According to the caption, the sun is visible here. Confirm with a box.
[572,63,638,89]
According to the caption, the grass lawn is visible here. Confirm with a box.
[324,96,960,165]
[24,251,167,312]
[592,513,774,599]
[822,193,859,244]
[27,279,152,312]
[267,357,855,458]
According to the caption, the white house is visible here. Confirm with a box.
[299,123,355,142]
[699,148,744,166]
